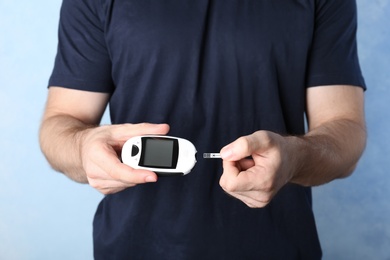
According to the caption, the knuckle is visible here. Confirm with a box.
[106,164,118,179]
[88,178,104,191]
[239,136,252,153]
[219,178,237,193]
[245,197,269,209]
[247,202,262,208]
[247,200,269,209]
[100,189,112,195]
[258,192,273,206]
[256,130,272,141]
[262,181,275,193]
[261,197,272,206]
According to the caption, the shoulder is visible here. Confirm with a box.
[314,0,357,20]
[59,0,109,24]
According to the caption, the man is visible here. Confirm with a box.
[40,0,366,259]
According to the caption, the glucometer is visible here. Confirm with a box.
[121,135,197,176]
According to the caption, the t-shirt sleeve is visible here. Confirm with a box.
[48,0,114,93]
[306,0,366,90]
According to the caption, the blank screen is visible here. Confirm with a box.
[142,138,174,168]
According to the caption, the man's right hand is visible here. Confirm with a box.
[39,87,169,195]
[80,123,169,194]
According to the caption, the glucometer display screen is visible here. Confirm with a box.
[140,137,179,168]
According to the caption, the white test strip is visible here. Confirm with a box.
[203,153,221,159]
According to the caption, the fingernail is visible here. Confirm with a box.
[220,148,233,159]
[145,176,157,183]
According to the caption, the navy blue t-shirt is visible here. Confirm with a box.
[49,0,365,259]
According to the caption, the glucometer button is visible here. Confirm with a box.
[131,145,140,156]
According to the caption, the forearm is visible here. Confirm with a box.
[219,86,366,207]
[289,118,367,186]
[39,114,93,183]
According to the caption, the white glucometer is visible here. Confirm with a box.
[121,135,197,176]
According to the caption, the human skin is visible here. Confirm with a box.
[39,85,366,206]
[219,85,366,208]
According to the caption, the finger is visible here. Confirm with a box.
[87,178,131,194]
[127,122,170,136]
[237,158,255,171]
[111,123,170,142]
[221,174,271,208]
[220,161,261,193]
[100,187,127,195]
[101,158,158,184]
[233,191,271,208]
[219,160,240,192]
[221,170,273,208]
[224,189,269,208]
[220,131,270,161]
[90,144,158,184]
[221,161,271,192]
[220,161,274,208]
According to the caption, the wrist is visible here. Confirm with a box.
[66,124,97,183]
[283,135,310,186]
[77,125,98,167]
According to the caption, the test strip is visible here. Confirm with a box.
[203,153,221,159]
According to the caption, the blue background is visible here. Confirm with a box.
[0,0,389,259]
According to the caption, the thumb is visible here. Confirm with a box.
[220,131,269,161]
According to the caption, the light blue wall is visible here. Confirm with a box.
[313,1,390,259]
[0,0,388,259]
